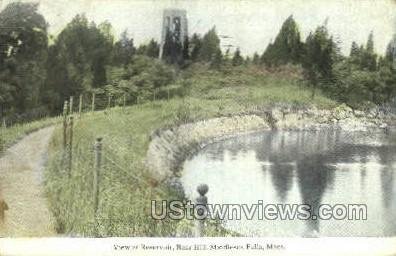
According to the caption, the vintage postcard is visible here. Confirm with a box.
[0,0,396,255]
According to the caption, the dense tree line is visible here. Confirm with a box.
[0,3,224,123]
[257,16,396,108]
[1,3,396,125]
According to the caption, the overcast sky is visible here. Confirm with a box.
[1,0,396,56]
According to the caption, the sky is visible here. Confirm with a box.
[1,0,396,56]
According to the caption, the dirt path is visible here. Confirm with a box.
[0,126,56,237]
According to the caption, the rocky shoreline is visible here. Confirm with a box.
[145,104,391,183]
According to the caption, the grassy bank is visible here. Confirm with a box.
[44,65,337,236]
[0,117,60,154]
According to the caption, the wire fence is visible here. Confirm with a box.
[49,90,184,237]
[0,84,186,129]
[62,85,186,116]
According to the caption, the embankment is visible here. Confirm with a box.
[145,105,390,183]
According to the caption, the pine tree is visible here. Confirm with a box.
[252,52,260,65]
[366,31,374,53]
[361,32,377,71]
[200,27,221,62]
[190,33,202,62]
[262,15,303,66]
[385,34,396,67]
[182,36,190,61]
[232,48,244,66]
[146,39,160,58]
[112,30,136,66]
[210,49,223,69]
[302,25,337,98]
[350,41,360,57]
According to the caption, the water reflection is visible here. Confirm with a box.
[181,129,396,237]
[296,154,335,233]
[269,162,293,201]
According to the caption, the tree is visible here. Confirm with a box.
[182,36,190,64]
[136,39,159,58]
[379,35,396,102]
[232,48,244,66]
[366,31,374,53]
[302,24,337,98]
[199,27,221,62]
[210,49,223,70]
[386,38,396,64]
[189,33,202,62]
[350,41,360,57]
[252,52,260,65]
[112,30,136,66]
[98,21,114,45]
[146,39,160,58]
[360,32,377,71]
[262,15,303,66]
[349,32,377,71]
[0,2,48,120]
[385,35,396,63]
[44,14,113,112]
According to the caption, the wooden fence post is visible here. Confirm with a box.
[78,94,83,117]
[167,87,170,101]
[63,101,68,151]
[67,116,74,175]
[123,93,126,108]
[91,93,96,112]
[69,96,74,114]
[107,95,111,109]
[195,184,209,237]
[2,118,6,128]
[93,137,103,216]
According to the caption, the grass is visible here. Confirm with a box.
[44,65,337,237]
[0,116,61,154]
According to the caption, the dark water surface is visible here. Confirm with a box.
[181,129,396,237]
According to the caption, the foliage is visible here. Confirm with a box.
[105,56,176,102]
[252,52,260,65]
[329,32,394,107]
[0,2,48,121]
[349,32,377,71]
[1,3,396,129]
[44,15,113,112]
[261,15,303,66]
[189,33,203,62]
[232,48,244,66]
[302,24,338,98]
[199,27,221,63]
[136,39,160,58]
[112,30,136,66]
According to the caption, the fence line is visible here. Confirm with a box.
[52,84,200,236]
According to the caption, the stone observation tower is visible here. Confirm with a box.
[159,8,188,59]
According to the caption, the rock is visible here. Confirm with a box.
[379,123,388,129]
[354,110,366,118]
[331,104,354,120]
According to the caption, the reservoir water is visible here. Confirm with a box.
[181,129,396,237]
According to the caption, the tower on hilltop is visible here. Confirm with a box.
[159,9,188,59]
